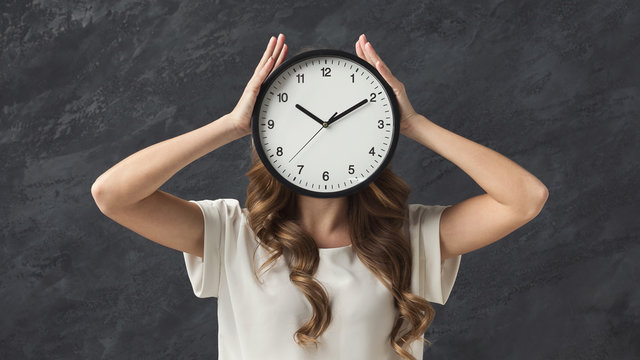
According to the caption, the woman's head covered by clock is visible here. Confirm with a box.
[242,141,437,357]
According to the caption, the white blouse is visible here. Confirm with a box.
[182,198,462,359]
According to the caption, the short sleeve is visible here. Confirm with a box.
[182,198,242,298]
[407,203,462,305]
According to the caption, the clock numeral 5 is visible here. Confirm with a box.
[277,93,288,102]
[322,171,329,181]
[321,67,331,77]
[348,165,355,174]
[277,147,283,156]
[297,164,304,174]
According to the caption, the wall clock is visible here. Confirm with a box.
[251,49,400,198]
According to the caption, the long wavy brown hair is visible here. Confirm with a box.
[244,143,436,359]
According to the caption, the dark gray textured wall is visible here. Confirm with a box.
[1,0,638,359]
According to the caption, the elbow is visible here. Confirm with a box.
[523,185,549,219]
[91,180,114,215]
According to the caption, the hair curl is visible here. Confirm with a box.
[244,143,436,359]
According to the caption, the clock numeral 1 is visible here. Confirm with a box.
[296,74,304,83]
[277,147,283,156]
[321,67,331,77]
[369,92,377,102]
[377,120,384,129]
[277,93,288,102]
[322,171,329,181]
[350,73,355,83]
[348,165,355,174]
[297,164,304,174]
[369,147,375,156]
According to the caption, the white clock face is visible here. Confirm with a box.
[253,51,398,198]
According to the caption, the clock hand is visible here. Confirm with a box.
[295,104,325,126]
[289,112,338,163]
[326,99,368,126]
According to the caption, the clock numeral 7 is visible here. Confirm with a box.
[277,93,288,102]
[297,164,304,174]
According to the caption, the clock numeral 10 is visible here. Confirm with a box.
[277,93,288,102]
[321,67,331,77]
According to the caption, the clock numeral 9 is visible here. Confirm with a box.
[348,165,355,174]
[297,164,304,174]
[277,147,283,156]
[321,67,331,77]
[296,74,304,83]
[277,92,288,102]
[268,119,275,129]
[369,92,377,102]
[322,171,329,181]
[377,120,384,129]
[369,147,375,156]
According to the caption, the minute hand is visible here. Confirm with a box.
[326,99,368,126]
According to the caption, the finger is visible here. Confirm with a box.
[271,33,285,62]
[359,36,376,66]
[256,36,277,71]
[258,56,275,81]
[355,40,366,60]
[375,59,402,90]
[274,43,287,68]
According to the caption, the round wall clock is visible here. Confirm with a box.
[251,49,400,198]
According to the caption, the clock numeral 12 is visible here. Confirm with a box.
[321,67,331,77]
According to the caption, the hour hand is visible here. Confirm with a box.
[295,104,325,126]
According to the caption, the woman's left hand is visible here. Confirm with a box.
[355,34,421,137]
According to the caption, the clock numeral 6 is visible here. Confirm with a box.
[277,147,283,156]
[297,164,304,174]
[268,119,275,129]
[369,92,377,102]
[348,165,355,174]
[321,67,331,77]
[277,93,288,102]
[322,171,329,181]
[369,147,375,156]
[377,120,384,129]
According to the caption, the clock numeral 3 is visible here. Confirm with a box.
[348,165,355,174]
[377,120,384,129]
[322,171,329,181]
[321,67,331,77]
[277,93,288,102]
[297,164,304,174]
[277,147,283,156]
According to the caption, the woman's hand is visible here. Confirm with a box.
[355,34,420,136]
[227,34,288,137]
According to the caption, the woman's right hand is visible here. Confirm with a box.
[227,34,288,137]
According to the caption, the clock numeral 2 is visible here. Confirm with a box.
[369,92,377,102]
[277,147,283,156]
[322,171,329,181]
[321,67,331,77]
[277,93,288,102]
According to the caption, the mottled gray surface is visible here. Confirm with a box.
[1,0,639,359]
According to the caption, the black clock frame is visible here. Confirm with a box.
[251,49,400,198]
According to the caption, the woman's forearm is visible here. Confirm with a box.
[404,114,548,216]
[91,114,243,212]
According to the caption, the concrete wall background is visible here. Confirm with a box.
[1,0,638,358]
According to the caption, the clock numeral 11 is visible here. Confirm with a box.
[296,74,304,83]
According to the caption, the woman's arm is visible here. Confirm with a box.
[91,34,288,257]
[356,34,549,262]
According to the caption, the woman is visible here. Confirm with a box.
[92,33,549,359]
